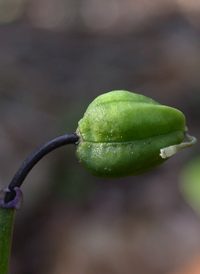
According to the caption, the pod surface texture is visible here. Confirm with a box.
[76,90,185,178]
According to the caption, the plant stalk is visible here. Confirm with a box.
[0,207,15,274]
[0,132,79,273]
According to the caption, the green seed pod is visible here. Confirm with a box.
[76,90,196,178]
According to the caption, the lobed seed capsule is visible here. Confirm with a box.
[76,90,196,178]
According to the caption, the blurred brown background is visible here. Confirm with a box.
[0,0,200,273]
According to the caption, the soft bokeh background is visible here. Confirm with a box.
[0,0,200,273]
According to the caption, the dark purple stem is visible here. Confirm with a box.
[3,133,79,206]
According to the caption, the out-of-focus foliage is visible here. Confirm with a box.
[0,0,200,33]
[180,156,200,215]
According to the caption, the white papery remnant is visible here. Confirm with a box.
[160,127,197,159]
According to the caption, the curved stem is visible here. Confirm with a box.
[4,133,79,204]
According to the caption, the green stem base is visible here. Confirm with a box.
[0,207,15,274]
